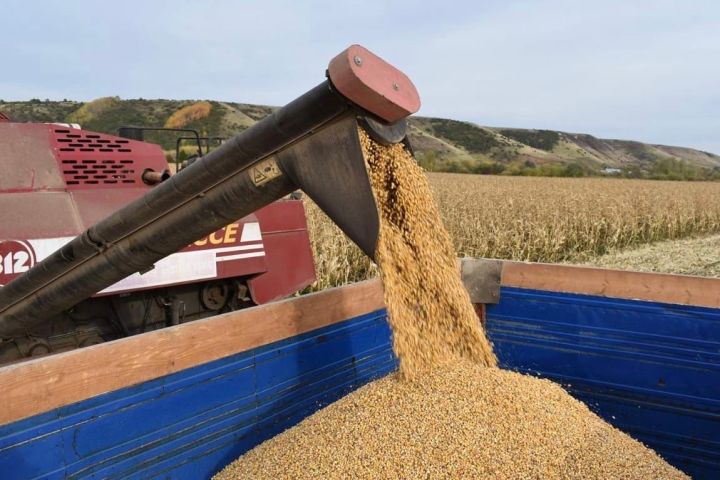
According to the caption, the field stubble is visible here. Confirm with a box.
[305,174,720,291]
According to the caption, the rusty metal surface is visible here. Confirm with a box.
[461,257,502,304]
[328,44,420,123]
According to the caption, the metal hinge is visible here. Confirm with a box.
[461,258,502,304]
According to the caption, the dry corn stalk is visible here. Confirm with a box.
[304,174,720,292]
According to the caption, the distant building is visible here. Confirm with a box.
[601,167,622,175]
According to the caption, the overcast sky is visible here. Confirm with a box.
[3,0,719,153]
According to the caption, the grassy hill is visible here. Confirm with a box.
[410,118,720,179]
[2,98,718,180]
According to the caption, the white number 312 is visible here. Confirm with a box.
[0,251,30,274]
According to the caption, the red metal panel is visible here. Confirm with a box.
[48,126,167,190]
[254,200,309,232]
[0,123,167,240]
[247,230,316,304]
[0,124,65,192]
[188,214,269,282]
[70,188,156,226]
[216,255,267,280]
[247,200,316,303]
[0,192,83,238]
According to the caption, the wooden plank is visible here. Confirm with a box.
[5,259,718,426]
[0,278,385,426]
[502,262,720,308]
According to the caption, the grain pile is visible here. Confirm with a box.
[215,362,686,479]
[216,131,686,479]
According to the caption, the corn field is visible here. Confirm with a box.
[305,174,720,291]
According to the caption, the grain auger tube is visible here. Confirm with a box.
[0,44,421,337]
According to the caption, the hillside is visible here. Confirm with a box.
[410,118,720,178]
[2,98,718,179]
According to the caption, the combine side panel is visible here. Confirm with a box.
[247,200,316,304]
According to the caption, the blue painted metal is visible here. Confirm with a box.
[486,287,720,479]
[0,309,396,480]
[1,286,717,479]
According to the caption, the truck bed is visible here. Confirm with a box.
[0,262,717,479]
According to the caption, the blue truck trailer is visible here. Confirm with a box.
[0,260,717,479]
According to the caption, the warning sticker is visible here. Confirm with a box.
[251,158,282,186]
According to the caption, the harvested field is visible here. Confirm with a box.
[306,175,720,291]
[215,362,686,479]
[583,233,720,277]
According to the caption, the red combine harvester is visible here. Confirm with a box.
[0,44,418,365]
[0,115,317,362]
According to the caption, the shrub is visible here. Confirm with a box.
[67,96,120,125]
[165,101,212,129]
[430,119,499,154]
[499,129,560,151]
